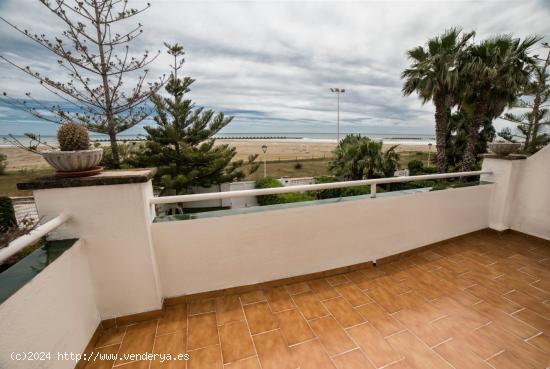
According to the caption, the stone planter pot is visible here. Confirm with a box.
[42,148,103,173]
[488,142,522,156]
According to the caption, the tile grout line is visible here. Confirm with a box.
[239,295,265,369]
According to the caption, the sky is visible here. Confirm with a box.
[0,0,549,138]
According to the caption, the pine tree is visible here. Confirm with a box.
[0,0,165,168]
[499,43,550,154]
[131,44,259,194]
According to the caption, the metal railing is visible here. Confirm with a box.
[0,213,69,264]
[150,170,491,205]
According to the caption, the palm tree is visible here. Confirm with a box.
[460,35,540,171]
[330,135,400,180]
[402,28,475,173]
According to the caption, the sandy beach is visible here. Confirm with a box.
[0,139,432,170]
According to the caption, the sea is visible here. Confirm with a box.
[0,132,435,147]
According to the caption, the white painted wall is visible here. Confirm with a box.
[0,240,100,369]
[510,145,550,240]
[33,180,162,319]
[152,185,492,297]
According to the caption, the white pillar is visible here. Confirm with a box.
[21,170,162,320]
[480,155,526,231]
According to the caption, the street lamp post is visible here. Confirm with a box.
[428,143,433,167]
[261,144,268,177]
[330,88,345,142]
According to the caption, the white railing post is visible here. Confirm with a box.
[371,183,377,198]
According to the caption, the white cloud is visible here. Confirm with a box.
[1,0,549,136]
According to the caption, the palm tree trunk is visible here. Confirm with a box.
[434,93,448,173]
[461,87,490,172]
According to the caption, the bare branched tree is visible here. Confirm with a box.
[0,0,165,167]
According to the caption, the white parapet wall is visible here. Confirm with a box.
[510,145,550,240]
[0,240,100,369]
[152,185,492,297]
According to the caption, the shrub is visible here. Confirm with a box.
[255,177,283,205]
[0,153,6,175]
[255,177,315,205]
[57,122,90,151]
[407,159,424,175]
[0,197,17,234]
[314,176,342,199]
[294,162,302,170]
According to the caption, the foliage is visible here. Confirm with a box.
[254,177,284,206]
[498,43,550,154]
[402,28,475,173]
[0,0,165,167]
[459,35,540,171]
[0,197,17,233]
[101,142,143,169]
[312,176,371,200]
[57,122,90,151]
[129,44,259,194]
[446,109,495,170]
[294,162,303,170]
[0,153,6,175]
[254,177,315,205]
[330,135,400,180]
[407,160,425,175]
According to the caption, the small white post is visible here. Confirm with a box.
[371,183,377,198]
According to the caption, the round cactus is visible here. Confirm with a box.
[57,122,90,151]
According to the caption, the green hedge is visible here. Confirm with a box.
[255,177,315,205]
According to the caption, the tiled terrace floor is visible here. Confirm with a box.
[86,230,550,369]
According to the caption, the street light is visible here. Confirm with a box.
[261,144,268,177]
[330,88,345,142]
[427,143,433,167]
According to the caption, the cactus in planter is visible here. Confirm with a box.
[57,122,90,151]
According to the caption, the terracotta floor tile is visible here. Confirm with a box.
[292,291,329,320]
[433,338,493,369]
[322,297,364,328]
[512,308,550,332]
[151,332,186,369]
[326,274,351,287]
[355,302,403,337]
[224,356,261,369]
[383,359,414,369]
[335,284,373,307]
[187,313,219,350]
[365,285,406,313]
[187,344,222,369]
[265,287,295,312]
[189,299,216,316]
[253,330,296,369]
[346,323,402,368]
[219,321,255,364]
[115,320,157,365]
[240,290,266,305]
[486,349,537,369]
[243,302,278,334]
[215,295,244,326]
[393,309,450,347]
[276,309,315,345]
[158,304,187,335]
[285,282,311,295]
[85,344,120,369]
[345,271,371,290]
[473,302,540,339]
[291,339,336,369]
[464,284,522,314]
[385,330,453,369]
[504,290,550,316]
[308,279,340,300]
[332,349,375,369]
[95,326,126,348]
[527,333,550,354]
[121,361,151,369]
[309,316,356,356]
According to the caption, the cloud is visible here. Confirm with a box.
[1,0,549,137]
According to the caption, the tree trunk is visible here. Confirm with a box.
[434,93,448,173]
[461,87,490,172]
[109,132,120,169]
